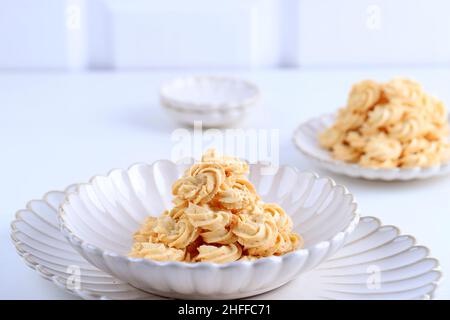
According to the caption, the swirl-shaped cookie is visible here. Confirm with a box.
[383,78,424,103]
[319,126,345,149]
[239,255,258,261]
[428,98,448,126]
[184,203,231,230]
[195,243,242,263]
[173,163,225,204]
[440,141,450,162]
[250,231,302,256]
[232,213,278,253]
[403,138,429,155]
[366,103,406,130]
[426,124,449,141]
[201,148,249,177]
[133,216,158,243]
[332,143,361,162]
[201,228,237,245]
[263,203,292,232]
[388,116,424,142]
[344,131,367,151]
[167,200,188,219]
[347,80,381,112]
[183,203,237,244]
[215,179,259,211]
[363,134,402,162]
[154,216,199,249]
[335,108,366,131]
[129,243,185,261]
[400,153,431,168]
[401,139,450,167]
[359,155,398,169]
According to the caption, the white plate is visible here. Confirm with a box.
[160,76,260,127]
[293,114,450,181]
[11,186,441,300]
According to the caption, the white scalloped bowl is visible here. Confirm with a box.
[160,76,260,127]
[58,161,359,299]
[293,114,450,181]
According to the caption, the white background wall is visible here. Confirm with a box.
[0,0,450,70]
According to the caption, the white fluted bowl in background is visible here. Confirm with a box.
[58,161,359,299]
[160,76,260,127]
[293,114,450,181]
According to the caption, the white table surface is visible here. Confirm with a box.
[1,68,450,300]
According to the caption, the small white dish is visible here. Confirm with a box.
[160,76,260,127]
[293,114,450,181]
[11,187,440,300]
[57,161,358,299]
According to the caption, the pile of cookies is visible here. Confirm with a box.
[319,78,450,168]
[129,149,302,263]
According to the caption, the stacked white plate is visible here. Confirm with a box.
[160,76,260,127]
[10,161,441,300]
